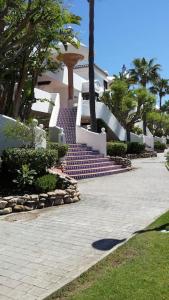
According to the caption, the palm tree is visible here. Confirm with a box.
[130,58,161,135]
[88,0,97,132]
[150,78,169,110]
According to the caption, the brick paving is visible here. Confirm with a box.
[0,153,169,299]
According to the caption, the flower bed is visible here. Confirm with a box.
[0,173,80,216]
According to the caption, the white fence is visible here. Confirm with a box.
[48,93,62,142]
[76,94,107,155]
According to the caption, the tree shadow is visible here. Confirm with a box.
[134,223,169,234]
[92,238,126,251]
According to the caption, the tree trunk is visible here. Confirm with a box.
[13,59,27,118]
[126,128,131,142]
[89,0,97,132]
[159,95,162,110]
[143,113,147,135]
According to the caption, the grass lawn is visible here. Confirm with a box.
[46,211,169,300]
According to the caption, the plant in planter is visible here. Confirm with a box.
[107,142,127,156]
[35,174,58,193]
[154,141,166,151]
[13,164,37,189]
[127,142,145,154]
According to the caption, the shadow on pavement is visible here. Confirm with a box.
[92,238,126,251]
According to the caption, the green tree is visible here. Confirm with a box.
[130,57,161,135]
[161,100,169,113]
[150,78,169,109]
[88,0,97,132]
[0,0,80,118]
[147,110,169,137]
[101,79,155,141]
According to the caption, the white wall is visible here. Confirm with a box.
[82,100,127,141]
[76,126,107,155]
[76,94,107,155]
[154,136,167,144]
[32,88,58,113]
[0,115,24,155]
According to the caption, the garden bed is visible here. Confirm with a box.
[0,173,80,216]
[125,151,157,159]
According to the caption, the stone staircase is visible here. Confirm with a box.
[57,107,77,144]
[56,107,129,180]
[64,144,129,180]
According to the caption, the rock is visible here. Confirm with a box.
[64,197,72,204]
[3,196,13,201]
[39,193,48,199]
[72,197,79,203]
[16,197,26,205]
[24,206,33,211]
[39,197,47,202]
[0,200,8,209]
[54,190,67,196]
[73,192,80,197]
[30,194,39,201]
[23,194,31,200]
[66,189,74,195]
[25,200,37,208]
[68,185,76,190]
[38,203,45,209]
[13,205,25,212]
[8,198,17,207]
[0,207,12,215]
[49,196,57,201]
[69,179,78,185]
[54,198,64,205]
[47,192,56,197]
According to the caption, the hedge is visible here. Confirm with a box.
[154,141,166,151]
[1,148,58,176]
[107,142,127,156]
[35,174,58,193]
[47,142,68,159]
[127,142,145,154]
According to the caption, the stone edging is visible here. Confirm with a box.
[109,156,131,168]
[0,175,80,216]
[125,152,157,160]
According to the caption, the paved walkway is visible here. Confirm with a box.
[0,154,169,300]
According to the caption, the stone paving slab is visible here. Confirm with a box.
[0,154,169,299]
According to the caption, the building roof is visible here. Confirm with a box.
[74,63,109,77]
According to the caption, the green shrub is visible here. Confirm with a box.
[2,148,58,176]
[127,142,145,154]
[13,164,37,189]
[154,128,163,138]
[48,142,68,158]
[107,142,127,156]
[131,126,143,135]
[35,174,57,192]
[154,141,166,151]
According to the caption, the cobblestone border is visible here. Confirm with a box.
[0,174,80,216]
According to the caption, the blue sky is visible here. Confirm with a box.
[65,0,169,78]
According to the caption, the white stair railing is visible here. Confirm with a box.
[76,94,107,155]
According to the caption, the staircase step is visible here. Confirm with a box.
[71,168,130,180]
[66,150,99,156]
[66,157,111,165]
[66,154,104,161]
[66,165,122,175]
[65,161,115,170]
[57,107,77,144]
